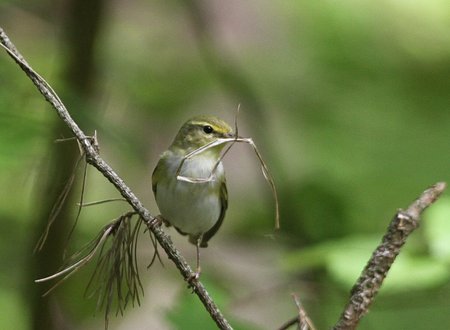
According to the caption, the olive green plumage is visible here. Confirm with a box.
[152,116,233,248]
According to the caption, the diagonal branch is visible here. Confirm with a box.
[333,182,446,330]
[0,27,232,330]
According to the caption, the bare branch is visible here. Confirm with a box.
[0,27,232,330]
[278,294,315,330]
[333,182,446,330]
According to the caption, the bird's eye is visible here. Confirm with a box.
[203,125,214,134]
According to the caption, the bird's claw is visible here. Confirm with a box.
[187,268,201,290]
[155,215,172,228]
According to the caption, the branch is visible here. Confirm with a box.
[278,182,446,330]
[278,294,315,330]
[333,182,446,330]
[0,27,232,330]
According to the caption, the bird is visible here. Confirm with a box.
[152,115,234,279]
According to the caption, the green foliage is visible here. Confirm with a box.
[424,196,450,262]
[167,280,227,329]
[167,277,260,330]
[283,235,450,292]
[0,287,28,330]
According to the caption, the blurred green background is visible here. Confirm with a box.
[1,0,450,329]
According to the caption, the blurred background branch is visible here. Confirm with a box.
[22,0,106,329]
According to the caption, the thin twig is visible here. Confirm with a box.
[292,294,315,330]
[277,294,315,330]
[34,152,85,252]
[63,156,89,258]
[333,182,446,330]
[0,27,232,330]
[77,198,127,207]
[278,294,315,330]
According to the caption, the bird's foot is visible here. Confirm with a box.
[187,267,201,289]
[154,215,171,227]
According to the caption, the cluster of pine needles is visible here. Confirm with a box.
[34,144,161,328]
[37,208,161,327]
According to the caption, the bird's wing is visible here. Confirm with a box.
[151,160,162,198]
[200,178,228,247]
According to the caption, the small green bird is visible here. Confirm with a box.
[152,115,234,278]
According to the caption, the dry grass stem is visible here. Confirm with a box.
[175,134,280,229]
[77,198,128,207]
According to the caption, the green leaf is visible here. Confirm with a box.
[424,196,450,262]
[283,235,450,292]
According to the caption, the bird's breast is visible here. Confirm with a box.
[155,153,225,235]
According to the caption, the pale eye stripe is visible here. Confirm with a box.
[191,121,222,133]
[190,120,213,127]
